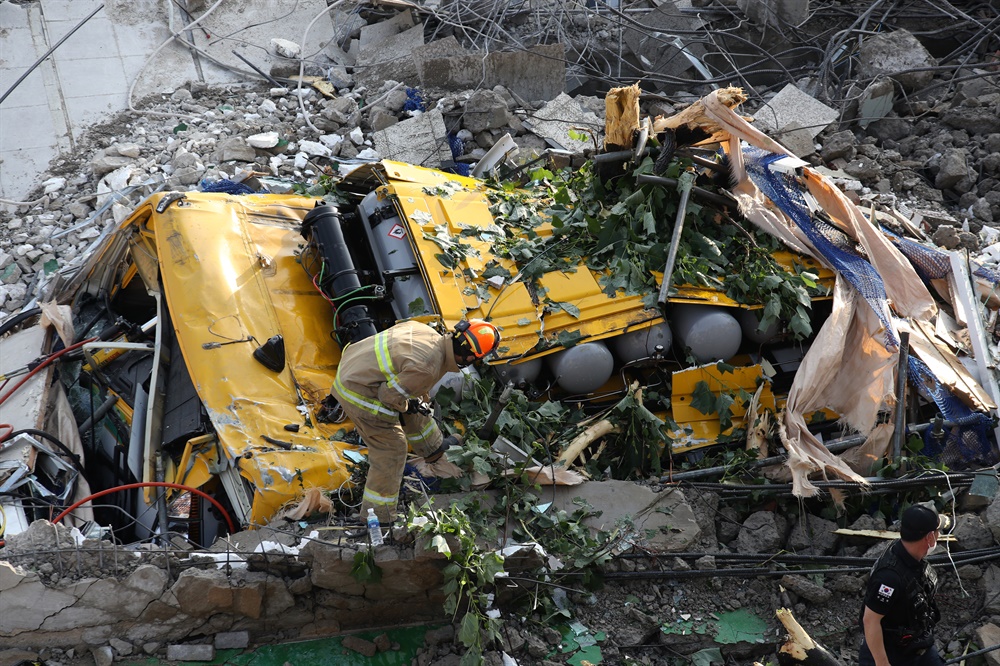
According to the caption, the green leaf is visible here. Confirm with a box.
[690,381,717,415]
[408,297,427,316]
[436,252,457,269]
[458,612,481,647]
[555,329,584,348]
[553,301,581,318]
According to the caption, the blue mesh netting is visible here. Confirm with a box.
[884,225,1000,288]
[883,228,951,283]
[444,133,473,176]
[742,145,898,349]
[908,355,994,465]
[200,179,255,195]
[403,87,426,112]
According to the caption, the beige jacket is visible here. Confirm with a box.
[332,321,460,421]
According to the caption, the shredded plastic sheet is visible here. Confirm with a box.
[672,88,992,495]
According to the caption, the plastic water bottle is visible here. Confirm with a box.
[366,508,384,546]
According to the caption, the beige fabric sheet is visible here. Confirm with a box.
[682,89,955,495]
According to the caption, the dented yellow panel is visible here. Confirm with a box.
[670,364,776,450]
[145,191,356,526]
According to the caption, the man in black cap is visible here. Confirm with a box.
[858,504,951,666]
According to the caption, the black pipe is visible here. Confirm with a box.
[300,204,377,345]
[636,173,735,208]
[78,393,120,436]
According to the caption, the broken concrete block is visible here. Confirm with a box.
[247,132,280,149]
[820,129,857,162]
[270,38,300,59]
[525,93,601,153]
[773,121,816,158]
[218,137,257,162]
[356,17,423,89]
[372,108,452,167]
[166,644,215,662]
[462,90,510,133]
[624,3,707,86]
[936,148,970,190]
[753,84,838,140]
[214,630,250,650]
[359,9,415,49]
[975,623,1000,666]
[941,104,1000,136]
[738,0,809,27]
[858,28,937,92]
[416,42,565,102]
[368,107,398,131]
[488,44,566,102]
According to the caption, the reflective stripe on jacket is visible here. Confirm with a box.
[332,320,460,421]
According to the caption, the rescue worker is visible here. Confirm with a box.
[331,319,501,523]
[858,504,950,666]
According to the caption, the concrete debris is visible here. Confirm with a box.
[857,28,937,92]
[623,2,707,87]
[372,108,451,167]
[753,83,838,140]
[525,93,602,152]
[738,0,810,28]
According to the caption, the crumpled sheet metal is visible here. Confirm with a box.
[676,88,986,496]
[150,192,357,526]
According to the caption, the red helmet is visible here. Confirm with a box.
[455,319,500,359]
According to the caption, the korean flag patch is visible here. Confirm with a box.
[877,584,894,600]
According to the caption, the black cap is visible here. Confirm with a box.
[900,504,950,542]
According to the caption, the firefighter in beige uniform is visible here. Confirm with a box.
[331,319,501,522]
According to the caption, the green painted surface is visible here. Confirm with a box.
[124,627,432,666]
[712,609,768,645]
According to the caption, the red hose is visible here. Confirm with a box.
[52,481,238,534]
[0,336,96,407]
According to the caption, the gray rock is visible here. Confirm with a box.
[462,89,510,134]
[984,565,1000,614]
[974,623,1000,666]
[718,506,742,544]
[936,148,970,190]
[218,137,257,162]
[932,225,961,250]
[942,105,1000,135]
[171,88,193,102]
[91,646,114,666]
[109,638,132,657]
[780,574,832,603]
[958,230,980,251]
[858,29,936,92]
[368,107,398,131]
[525,635,548,658]
[842,158,881,182]
[787,514,840,555]
[214,631,249,650]
[985,491,1000,544]
[695,555,716,570]
[425,625,455,646]
[820,130,856,162]
[737,511,782,554]
[867,116,911,143]
[91,155,133,176]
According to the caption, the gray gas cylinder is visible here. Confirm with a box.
[546,341,614,394]
[737,309,780,345]
[609,322,673,363]
[493,358,543,387]
[671,304,742,363]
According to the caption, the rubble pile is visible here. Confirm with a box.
[4,1,1000,665]
[4,485,1000,665]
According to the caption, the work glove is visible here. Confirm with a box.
[424,433,463,463]
[405,398,431,415]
